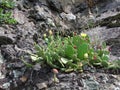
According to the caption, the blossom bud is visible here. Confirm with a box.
[52,69,58,74]
[73,32,77,36]
[84,53,88,58]
[108,47,111,52]
[73,46,77,49]
[43,34,47,38]
[49,30,53,35]
[93,56,97,60]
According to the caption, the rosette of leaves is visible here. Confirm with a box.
[30,33,110,72]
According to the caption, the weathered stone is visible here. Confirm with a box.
[46,18,55,27]
[33,63,41,71]
[72,2,87,14]
[60,12,76,21]
[13,9,27,24]
[83,79,100,90]
[1,45,16,60]
[59,21,69,30]
[0,70,5,79]
[36,82,47,90]
[31,4,52,21]
[0,52,3,64]
[13,70,23,78]
[77,79,84,87]
[6,62,24,69]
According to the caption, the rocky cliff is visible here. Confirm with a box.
[0,0,120,90]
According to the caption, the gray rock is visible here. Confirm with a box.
[6,62,24,69]
[1,45,16,60]
[59,21,70,30]
[36,82,47,90]
[48,87,61,90]
[106,35,120,57]
[0,51,4,64]
[58,73,76,81]
[60,12,76,21]
[83,79,99,90]
[72,2,87,14]
[46,18,55,27]
[32,4,52,20]
[0,69,5,79]
[33,63,41,71]
[13,9,27,24]
[2,82,10,89]
[13,70,23,78]
[77,79,85,87]
[85,27,120,44]
[114,87,120,90]
[0,52,5,80]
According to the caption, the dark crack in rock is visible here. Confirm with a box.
[46,0,63,13]
[0,35,14,46]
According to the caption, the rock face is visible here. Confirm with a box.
[46,0,63,13]
[106,35,120,57]
[13,9,27,24]
[0,0,120,90]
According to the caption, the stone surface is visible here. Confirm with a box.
[72,1,88,14]
[36,82,47,90]
[32,4,52,20]
[60,12,76,21]
[0,0,120,90]
[13,8,27,24]
[1,45,17,61]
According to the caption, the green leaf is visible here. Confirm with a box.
[46,55,55,67]
[108,60,120,69]
[31,55,38,62]
[60,58,68,64]
[77,43,89,60]
[35,44,44,57]
[31,54,43,62]
[101,54,109,61]
[65,68,74,72]
[58,59,65,67]
[72,36,84,47]
[65,45,75,58]
[72,36,80,45]
[21,58,33,68]
[93,63,102,66]
[102,42,107,49]
[101,60,109,67]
